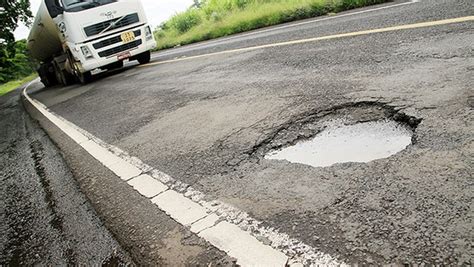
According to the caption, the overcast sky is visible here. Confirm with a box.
[14,0,193,39]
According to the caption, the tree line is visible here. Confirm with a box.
[0,0,35,84]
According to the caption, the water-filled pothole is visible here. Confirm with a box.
[265,119,413,167]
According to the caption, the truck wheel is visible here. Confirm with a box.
[77,71,92,85]
[54,64,75,86]
[137,51,151,64]
[64,72,76,85]
[40,72,54,87]
[40,76,54,87]
[39,63,57,87]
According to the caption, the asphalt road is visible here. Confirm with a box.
[23,0,474,264]
[0,90,133,265]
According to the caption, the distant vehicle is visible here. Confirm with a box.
[28,0,157,86]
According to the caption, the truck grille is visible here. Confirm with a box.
[84,13,139,37]
[93,30,141,50]
[98,39,142,58]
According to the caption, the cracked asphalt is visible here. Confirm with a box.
[17,0,474,264]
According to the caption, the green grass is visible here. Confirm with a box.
[0,74,37,97]
[154,0,389,50]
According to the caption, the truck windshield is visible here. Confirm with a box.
[62,0,117,12]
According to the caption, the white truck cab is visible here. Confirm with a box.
[28,0,156,86]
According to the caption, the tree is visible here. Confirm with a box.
[0,0,32,47]
[0,0,33,83]
[0,39,35,83]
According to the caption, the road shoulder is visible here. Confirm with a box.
[21,83,235,265]
[0,88,133,265]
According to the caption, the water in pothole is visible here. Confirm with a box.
[265,120,413,167]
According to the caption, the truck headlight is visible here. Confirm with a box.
[81,46,93,59]
[145,26,153,41]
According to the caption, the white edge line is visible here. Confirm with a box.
[22,80,346,266]
[152,0,418,59]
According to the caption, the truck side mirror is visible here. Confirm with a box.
[45,0,64,18]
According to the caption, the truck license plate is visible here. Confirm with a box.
[117,52,131,60]
[121,31,135,43]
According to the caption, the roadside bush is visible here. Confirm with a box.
[168,8,202,33]
[202,0,252,18]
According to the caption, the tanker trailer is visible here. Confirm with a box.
[28,0,157,86]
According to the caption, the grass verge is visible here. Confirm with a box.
[0,74,37,97]
[154,0,390,50]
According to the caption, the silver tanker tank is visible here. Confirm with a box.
[27,1,62,62]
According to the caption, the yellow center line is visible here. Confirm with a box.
[142,16,474,67]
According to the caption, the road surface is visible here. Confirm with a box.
[0,89,133,265]
[6,0,474,265]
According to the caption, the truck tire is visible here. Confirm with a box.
[63,72,76,85]
[136,51,151,64]
[54,61,75,86]
[77,71,92,85]
[38,63,57,87]
[39,72,55,87]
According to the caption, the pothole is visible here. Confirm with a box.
[265,119,413,167]
[246,102,421,168]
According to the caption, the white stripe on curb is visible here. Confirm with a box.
[128,174,168,198]
[23,80,345,266]
[152,190,209,226]
[199,221,289,266]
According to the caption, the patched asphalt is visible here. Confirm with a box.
[21,0,474,264]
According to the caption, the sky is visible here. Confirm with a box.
[14,0,194,39]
